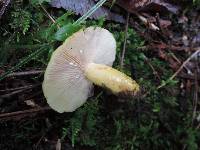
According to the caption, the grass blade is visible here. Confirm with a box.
[74,0,107,24]
[0,47,47,81]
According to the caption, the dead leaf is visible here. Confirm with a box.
[50,0,125,23]
[159,19,171,28]
[142,12,172,28]
[115,0,149,12]
[115,0,179,14]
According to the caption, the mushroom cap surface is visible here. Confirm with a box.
[42,27,116,113]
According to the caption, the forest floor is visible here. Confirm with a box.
[0,0,200,149]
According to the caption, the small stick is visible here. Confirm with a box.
[178,73,200,80]
[0,106,51,121]
[192,62,199,125]
[1,89,25,98]
[40,4,56,24]
[155,13,162,32]
[144,57,161,81]
[169,51,192,74]
[157,49,200,89]
[34,133,46,148]
[170,50,200,80]
[136,12,159,31]
[6,70,44,77]
[0,84,40,98]
[120,12,130,69]
[0,84,40,92]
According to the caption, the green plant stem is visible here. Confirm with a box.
[2,44,47,50]
[74,0,107,25]
[0,47,47,81]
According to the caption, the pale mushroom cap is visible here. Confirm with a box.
[62,26,116,66]
[42,27,116,113]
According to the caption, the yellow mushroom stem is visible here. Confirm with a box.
[85,63,140,95]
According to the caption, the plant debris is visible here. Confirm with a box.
[0,0,11,19]
[50,0,125,23]
[115,0,179,14]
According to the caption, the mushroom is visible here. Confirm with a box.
[42,26,139,113]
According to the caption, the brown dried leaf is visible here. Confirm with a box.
[159,19,171,28]
[142,12,172,28]
[50,0,125,23]
[115,0,179,14]
[115,0,149,12]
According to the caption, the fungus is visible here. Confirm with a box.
[42,27,139,113]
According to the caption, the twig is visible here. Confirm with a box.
[0,84,40,98]
[40,4,56,24]
[0,84,40,92]
[1,89,25,98]
[142,43,200,52]
[0,47,47,81]
[192,62,199,125]
[0,106,51,121]
[143,56,161,81]
[120,12,130,69]
[155,13,162,31]
[6,70,44,77]
[169,51,192,74]
[170,50,200,80]
[135,12,159,31]
[157,49,200,89]
[178,73,200,80]
[34,133,46,148]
